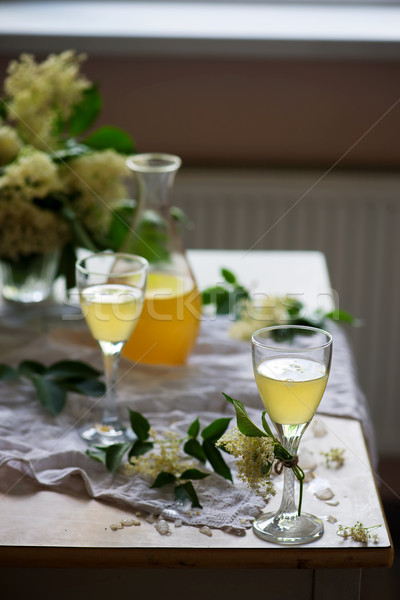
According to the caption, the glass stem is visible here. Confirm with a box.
[99,341,124,430]
[276,432,302,519]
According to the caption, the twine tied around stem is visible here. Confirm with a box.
[274,455,299,475]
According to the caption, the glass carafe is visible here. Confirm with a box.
[122,153,202,365]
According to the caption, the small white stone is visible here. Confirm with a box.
[327,515,337,524]
[312,419,328,437]
[110,522,123,531]
[315,487,334,501]
[326,500,340,507]
[174,519,183,528]
[154,519,171,535]
[199,526,213,537]
[303,470,315,483]
[145,514,157,524]
[121,517,139,527]
[299,449,317,471]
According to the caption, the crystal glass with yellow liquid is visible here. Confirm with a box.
[76,252,148,444]
[122,153,201,365]
[252,325,333,545]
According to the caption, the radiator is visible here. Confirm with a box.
[174,168,400,456]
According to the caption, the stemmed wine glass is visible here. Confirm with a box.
[251,325,333,545]
[76,252,148,444]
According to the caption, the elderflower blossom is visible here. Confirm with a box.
[337,522,381,544]
[125,429,195,479]
[0,197,69,260]
[62,150,132,239]
[217,427,276,501]
[4,50,90,149]
[0,148,62,201]
[229,296,289,341]
[0,124,22,166]
[321,447,345,469]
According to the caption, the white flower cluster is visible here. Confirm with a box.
[64,150,131,238]
[4,50,90,149]
[217,427,276,501]
[337,522,380,544]
[229,296,289,341]
[125,429,195,480]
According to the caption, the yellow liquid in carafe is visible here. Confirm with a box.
[122,272,202,365]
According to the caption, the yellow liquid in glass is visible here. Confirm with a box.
[255,357,328,425]
[123,272,202,365]
[80,284,144,343]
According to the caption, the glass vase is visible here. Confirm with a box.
[122,153,201,365]
[0,250,60,303]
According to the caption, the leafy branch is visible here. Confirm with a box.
[87,411,233,508]
[0,360,105,415]
[202,268,250,315]
[222,393,305,515]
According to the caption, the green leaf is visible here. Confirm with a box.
[128,440,154,459]
[0,98,7,119]
[68,85,103,136]
[170,206,192,228]
[107,199,136,251]
[325,309,356,325]
[18,360,46,377]
[105,442,131,475]
[261,410,277,440]
[187,417,200,438]
[31,376,66,415]
[65,378,105,397]
[223,393,267,438]
[180,469,210,481]
[201,417,232,442]
[203,441,232,482]
[83,125,135,154]
[221,268,237,285]
[46,360,102,380]
[0,364,18,381]
[201,286,231,314]
[183,438,207,463]
[86,446,107,464]
[51,142,91,163]
[151,471,177,488]
[128,409,151,441]
[174,481,202,508]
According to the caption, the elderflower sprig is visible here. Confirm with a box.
[337,522,381,544]
[220,393,305,515]
[87,410,233,509]
[321,447,345,469]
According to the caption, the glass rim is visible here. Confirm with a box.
[126,152,182,173]
[76,251,149,278]
[251,324,333,351]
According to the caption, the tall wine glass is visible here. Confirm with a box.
[251,325,333,545]
[76,252,148,444]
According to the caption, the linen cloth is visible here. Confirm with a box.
[0,307,375,532]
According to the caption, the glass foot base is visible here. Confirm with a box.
[79,423,136,445]
[253,511,324,545]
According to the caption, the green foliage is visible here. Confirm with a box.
[83,125,135,154]
[68,85,103,136]
[86,410,233,508]
[202,267,250,316]
[223,392,305,516]
[0,359,105,415]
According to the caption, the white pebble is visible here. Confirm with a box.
[199,526,213,537]
[110,523,123,531]
[303,470,315,483]
[327,515,337,524]
[299,450,317,471]
[145,514,157,524]
[312,419,327,437]
[326,500,340,506]
[315,487,334,501]
[174,519,183,528]
[154,519,171,535]
[121,517,141,527]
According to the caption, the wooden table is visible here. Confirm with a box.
[0,251,393,600]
